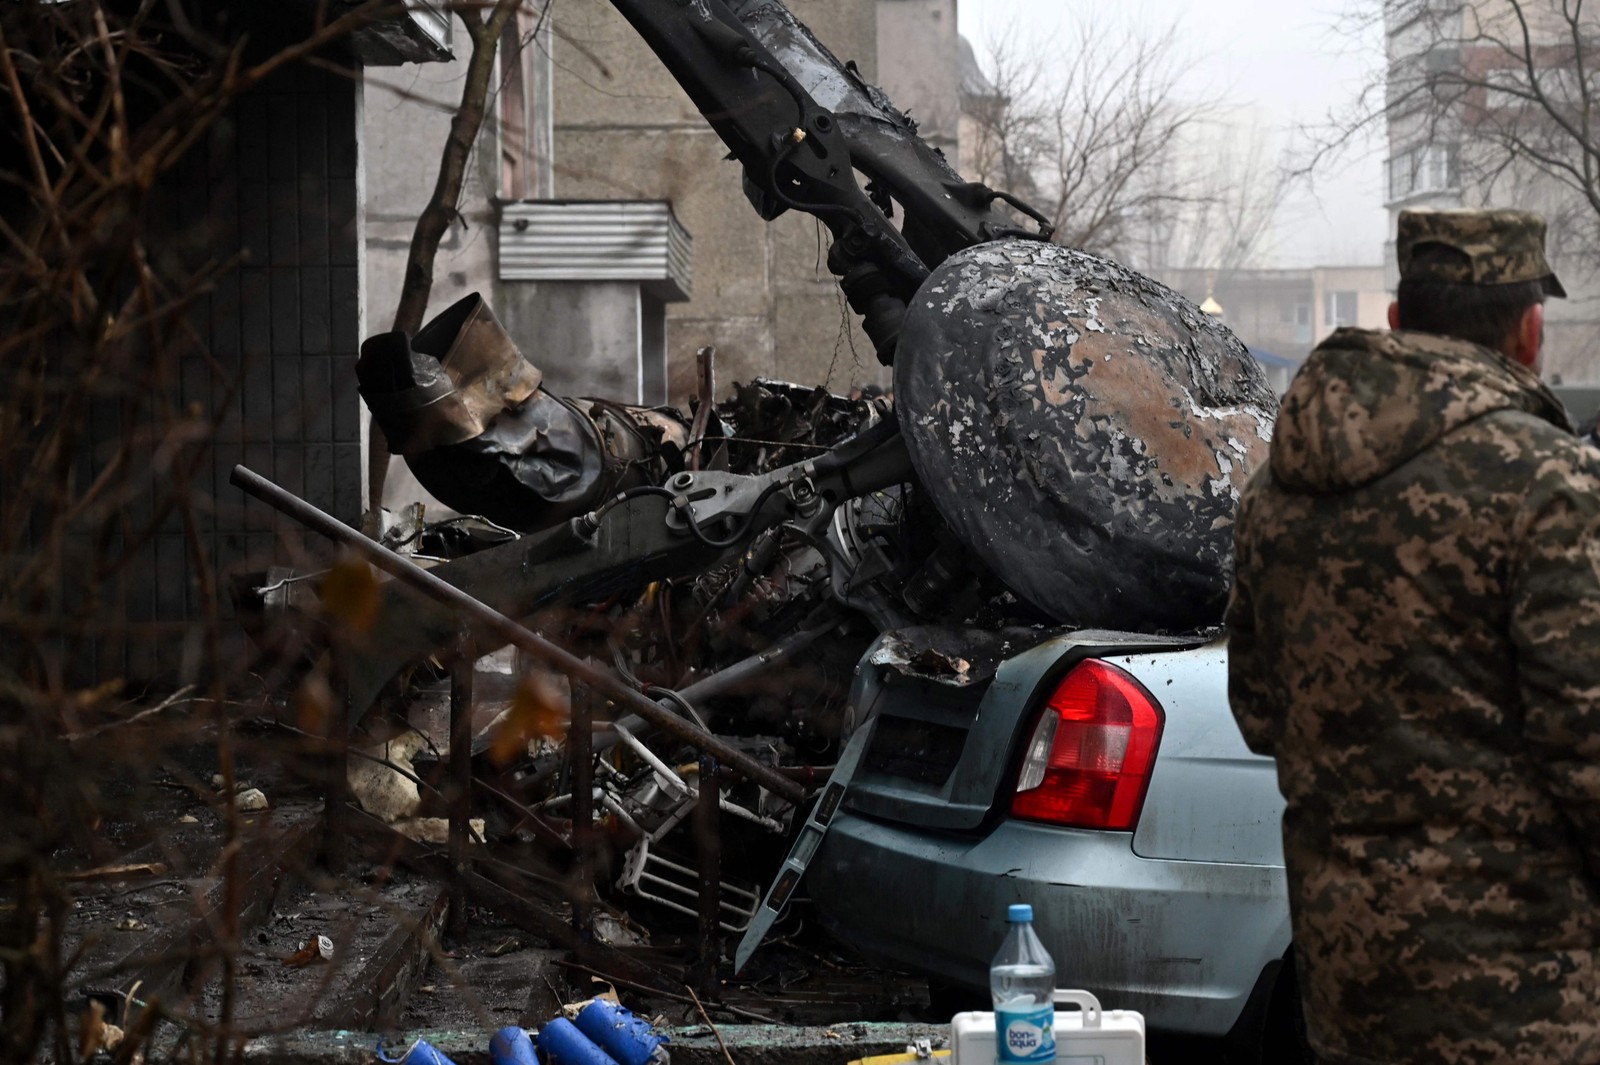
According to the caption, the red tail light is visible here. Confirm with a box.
[1010,658,1165,830]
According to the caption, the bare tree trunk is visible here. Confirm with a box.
[367,0,522,520]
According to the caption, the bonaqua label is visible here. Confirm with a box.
[996,1005,1056,1063]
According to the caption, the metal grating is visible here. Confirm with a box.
[498,200,693,302]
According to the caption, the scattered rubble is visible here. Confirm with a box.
[283,934,336,967]
[28,0,1278,1056]
[235,788,270,812]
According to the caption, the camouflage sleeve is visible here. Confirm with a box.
[1511,452,1600,874]
[1227,487,1279,758]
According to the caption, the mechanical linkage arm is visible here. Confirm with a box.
[341,417,911,725]
[608,0,1052,362]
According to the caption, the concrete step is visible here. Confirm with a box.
[213,868,449,1036]
[63,803,319,1024]
[243,1021,952,1065]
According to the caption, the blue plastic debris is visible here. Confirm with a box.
[490,1026,539,1065]
[537,1018,622,1065]
[574,999,671,1065]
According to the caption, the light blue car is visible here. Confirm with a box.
[805,630,1305,1061]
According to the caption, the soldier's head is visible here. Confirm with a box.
[1387,208,1564,374]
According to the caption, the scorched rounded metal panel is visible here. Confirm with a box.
[894,241,1276,632]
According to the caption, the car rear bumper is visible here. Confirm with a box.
[808,812,1291,1037]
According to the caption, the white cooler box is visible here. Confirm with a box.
[951,990,1144,1065]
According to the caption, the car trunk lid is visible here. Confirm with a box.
[842,628,1208,832]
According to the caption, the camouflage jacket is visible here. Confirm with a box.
[1228,328,1600,1065]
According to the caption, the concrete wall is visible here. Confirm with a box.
[362,0,965,411]
[499,282,652,401]
[549,0,883,400]
[876,0,960,157]
[90,64,365,681]
[1311,265,1389,336]
[363,17,502,336]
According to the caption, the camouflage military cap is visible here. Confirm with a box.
[1397,208,1566,297]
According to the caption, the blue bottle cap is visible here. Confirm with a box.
[1008,904,1033,922]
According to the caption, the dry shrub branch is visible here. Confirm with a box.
[0,3,403,1060]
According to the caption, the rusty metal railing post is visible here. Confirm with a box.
[569,688,594,947]
[228,464,806,808]
[322,638,351,875]
[694,755,722,999]
[448,629,475,942]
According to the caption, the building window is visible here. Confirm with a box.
[1325,290,1358,328]
[1386,142,1459,201]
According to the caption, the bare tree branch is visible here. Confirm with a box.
[1315,0,1600,266]
[965,15,1292,272]
[367,0,523,519]
[390,0,523,335]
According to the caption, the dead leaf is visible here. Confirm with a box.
[320,557,382,633]
[295,671,335,733]
[485,935,523,958]
[560,984,622,1020]
[490,673,569,766]
[77,1001,128,1059]
[78,999,107,1059]
[72,679,125,711]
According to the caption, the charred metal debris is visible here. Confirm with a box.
[221,249,1269,1016]
[126,0,1275,1044]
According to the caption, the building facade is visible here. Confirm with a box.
[1159,266,1391,392]
[1383,0,1600,382]
[364,0,971,434]
[30,8,449,683]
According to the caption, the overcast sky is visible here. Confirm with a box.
[957,0,1389,268]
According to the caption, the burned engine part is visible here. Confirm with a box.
[358,293,541,455]
[715,379,883,472]
[897,532,987,622]
[359,293,686,532]
[379,504,521,560]
[729,0,1055,260]
[895,241,1276,633]
[339,420,912,724]
[231,462,812,805]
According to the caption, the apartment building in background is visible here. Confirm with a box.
[1160,266,1391,392]
[1383,0,1600,382]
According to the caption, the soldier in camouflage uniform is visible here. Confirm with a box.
[1227,209,1600,1065]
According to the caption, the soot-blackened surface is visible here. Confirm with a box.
[895,241,1276,632]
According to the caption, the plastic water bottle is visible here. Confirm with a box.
[991,903,1056,1063]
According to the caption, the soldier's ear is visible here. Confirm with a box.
[1387,301,1401,330]
[1509,302,1545,371]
